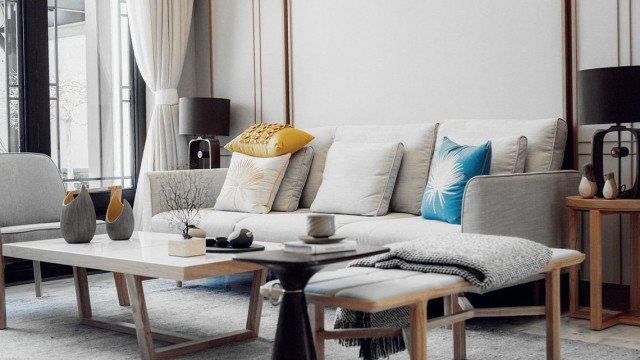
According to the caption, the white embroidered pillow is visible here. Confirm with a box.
[214,152,291,214]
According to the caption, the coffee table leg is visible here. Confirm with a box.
[113,272,130,307]
[73,267,92,319]
[124,274,155,360]
[246,268,267,334]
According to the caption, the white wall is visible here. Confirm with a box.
[290,0,565,128]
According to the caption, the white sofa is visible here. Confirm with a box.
[145,119,579,250]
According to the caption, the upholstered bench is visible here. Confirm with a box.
[263,248,584,360]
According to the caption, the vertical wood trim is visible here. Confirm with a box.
[563,0,578,170]
[251,0,260,124]
[283,0,292,125]
[208,0,214,97]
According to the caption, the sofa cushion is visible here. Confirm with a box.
[235,210,413,244]
[333,124,438,215]
[311,142,404,216]
[1,221,106,244]
[214,152,291,214]
[422,138,491,224]
[151,209,258,238]
[336,216,460,247]
[272,147,315,212]
[300,126,337,208]
[436,118,567,172]
[444,135,527,174]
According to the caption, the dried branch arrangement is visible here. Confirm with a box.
[159,171,209,239]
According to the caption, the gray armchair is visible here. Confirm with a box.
[0,153,123,300]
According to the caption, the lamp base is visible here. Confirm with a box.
[188,137,220,169]
[591,125,640,198]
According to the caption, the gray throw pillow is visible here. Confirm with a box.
[272,147,315,212]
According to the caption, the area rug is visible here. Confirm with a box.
[1,273,638,359]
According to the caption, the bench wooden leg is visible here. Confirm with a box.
[444,295,453,330]
[409,300,428,360]
[545,268,561,360]
[113,273,130,306]
[33,261,42,298]
[452,293,466,360]
[309,304,325,360]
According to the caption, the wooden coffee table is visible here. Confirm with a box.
[0,232,278,359]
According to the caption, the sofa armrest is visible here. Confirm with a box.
[461,170,580,248]
[146,168,228,217]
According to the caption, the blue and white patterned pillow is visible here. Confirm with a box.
[421,137,492,224]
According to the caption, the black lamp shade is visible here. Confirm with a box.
[578,66,640,125]
[178,97,230,136]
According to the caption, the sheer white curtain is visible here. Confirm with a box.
[127,0,194,230]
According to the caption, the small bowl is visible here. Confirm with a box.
[215,237,229,248]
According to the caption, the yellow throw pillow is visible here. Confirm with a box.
[224,123,314,157]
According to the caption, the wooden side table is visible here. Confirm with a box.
[566,196,640,330]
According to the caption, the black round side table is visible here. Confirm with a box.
[235,245,388,360]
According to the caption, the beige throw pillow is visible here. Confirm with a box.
[310,142,404,216]
[214,152,291,214]
[272,147,315,212]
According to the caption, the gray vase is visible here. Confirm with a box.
[60,185,97,244]
[106,199,134,241]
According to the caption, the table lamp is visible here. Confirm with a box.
[179,97,230,169]
[578,66,640,198]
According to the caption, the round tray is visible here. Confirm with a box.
[206,244,265,253]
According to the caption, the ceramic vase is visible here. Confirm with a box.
[106,187,134,240]
[60,185,97,244]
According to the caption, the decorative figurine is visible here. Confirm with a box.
[228,228,254,248]
[579,164,598,199]
[603,172,619,200]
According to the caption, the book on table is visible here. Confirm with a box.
[284,240,357,255]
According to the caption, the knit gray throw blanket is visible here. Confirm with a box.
[334,233,552,360]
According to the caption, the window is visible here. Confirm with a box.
[0,0,20,153]
[48,0,136,191]
[0,0,144,195]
